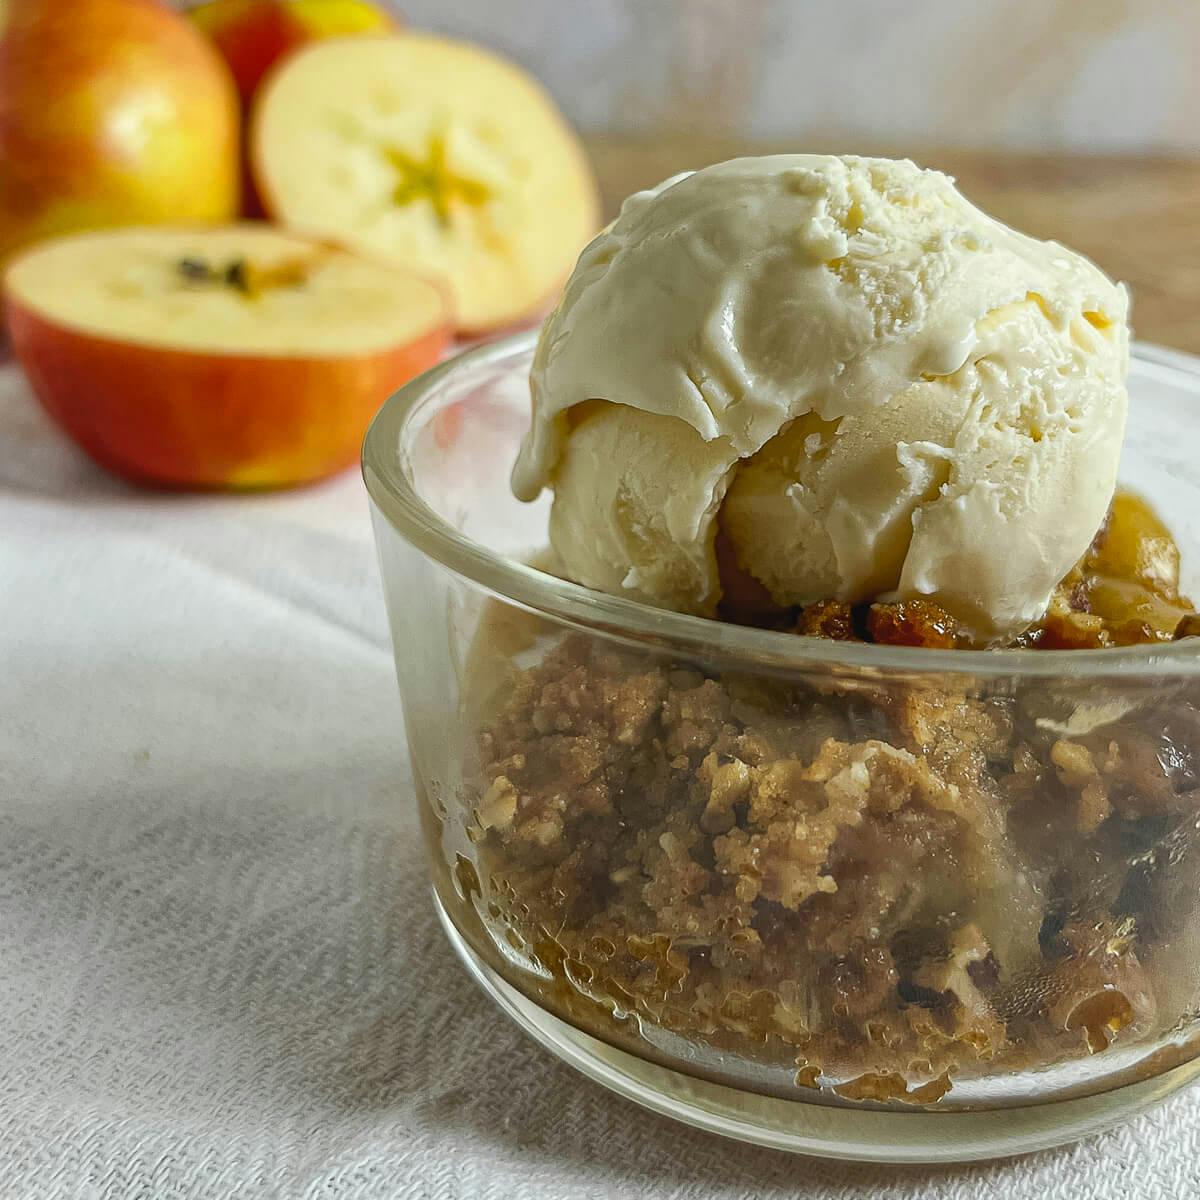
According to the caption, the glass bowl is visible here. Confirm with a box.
[363,333,1200,1163]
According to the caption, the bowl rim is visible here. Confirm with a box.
[362,332,1200,680]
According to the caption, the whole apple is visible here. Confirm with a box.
[0,0,240,269]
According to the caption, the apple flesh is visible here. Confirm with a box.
[0,0,240,269]
[4,226,450,488]
[252,33,600,333]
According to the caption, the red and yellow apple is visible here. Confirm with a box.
[190,0,397,107]
[191,0,396,217]
[4,225,450,488]
[252,33,600,333]
[0,0,240,270]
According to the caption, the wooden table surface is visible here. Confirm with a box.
[585,136,1200,357]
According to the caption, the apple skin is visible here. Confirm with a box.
[0,0,240,269]
[5,293,448,490]
[191,0,396,105]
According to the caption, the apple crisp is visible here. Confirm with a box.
[461,494,1200,1098]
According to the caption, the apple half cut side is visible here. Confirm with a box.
[4,225,450,488]
[251,33,601,334]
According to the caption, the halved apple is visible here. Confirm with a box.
[251,33,600,333]
[5,225,449,488]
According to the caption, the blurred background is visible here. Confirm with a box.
[356,0,1200,155]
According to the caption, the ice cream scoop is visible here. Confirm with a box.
[513,155,1129,641]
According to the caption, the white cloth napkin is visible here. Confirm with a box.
[1,361,1198,1199]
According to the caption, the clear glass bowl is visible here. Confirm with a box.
[363,334,1200,1162]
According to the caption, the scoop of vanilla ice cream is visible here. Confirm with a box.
[548,401,739,613]
[513,155,1129,641]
